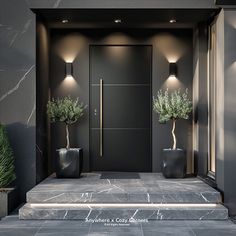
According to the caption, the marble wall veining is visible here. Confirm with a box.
[0,0,36,201]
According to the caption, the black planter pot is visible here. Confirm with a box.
[56,148,83,178]
[162,149,186,178]
[0,188,18,219]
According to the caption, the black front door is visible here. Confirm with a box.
[90,45,152,172]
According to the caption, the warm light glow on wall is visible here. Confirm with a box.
[103,33,132,45]
[64,75,75,84]
[54,34,87,63]
[58,75,79,95]
[154,34,187,63]
[64,57,75,63]
[168,75,178,81]
[168,57,179,63]
[105,45,131,62]
[162,76,183,91]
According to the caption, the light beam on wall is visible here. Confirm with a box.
[54,34,87,63]
[155,34,187,63]
[162,76,183,91]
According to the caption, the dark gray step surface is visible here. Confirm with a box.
[19,203,228,220]
[2,214,236,236]
[27,191,221,204]
[26,173,222,204]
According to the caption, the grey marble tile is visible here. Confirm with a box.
[185,220,236,235]
[192,228,236,236]
[149,192,221,203]
[27,192,220,204]
[19,173,227,221]
[36,227,90,236]
[89,223,142,236]
[184,220,235,227]
[25,173,222,204]
[143,228,196,236]
[141,220,236,236]
[43,220,90,228]
[19,203,228,220]
[2,215,236,236]
[0,216,45,227]
[142,228,195,236]
[0,228,39,236]
[141,220,188,228]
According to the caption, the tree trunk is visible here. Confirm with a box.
[172,119,177,150]
[66,124,70,149]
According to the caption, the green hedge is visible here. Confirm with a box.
[0,124,16,188]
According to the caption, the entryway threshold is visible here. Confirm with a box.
[19,202,227,220]
[19,172,228,220]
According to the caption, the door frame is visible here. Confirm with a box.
[89,44,153,172]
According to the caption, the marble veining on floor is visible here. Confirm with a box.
[25,173,222,204]
[19,173,228,220]
[1,214,236,236]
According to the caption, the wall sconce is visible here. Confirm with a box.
[65,63,73,77]
[169,63,177,77]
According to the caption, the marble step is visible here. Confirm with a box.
[19,203,228,220]
[26,191,222,204]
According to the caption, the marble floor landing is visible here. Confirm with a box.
[25,173,222,204]
[1,214,236,236]
[19,173,228,220]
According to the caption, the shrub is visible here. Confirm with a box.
[0,124,16,188]
[47,96,86,149]
[153,89,192,149]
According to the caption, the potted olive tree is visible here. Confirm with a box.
[0,123,17,218]
[153,89,192,178]
[47,96,86,178]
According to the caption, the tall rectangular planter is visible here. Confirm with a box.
[0,188,18,218]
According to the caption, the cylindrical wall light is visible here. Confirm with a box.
[169,63,177,77]
[65,63,73,77]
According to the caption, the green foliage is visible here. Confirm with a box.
[153,89,192,123]
[0,123,16,188]
[47,96,86,125]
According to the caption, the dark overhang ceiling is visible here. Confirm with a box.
[35,9,220,29]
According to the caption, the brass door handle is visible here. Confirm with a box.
[100,79,103,157]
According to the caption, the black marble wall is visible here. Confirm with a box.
[0,0,36,201]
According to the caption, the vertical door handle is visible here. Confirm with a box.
[100,79,103,157]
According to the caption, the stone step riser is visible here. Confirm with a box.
[19,204,228,220]
[26,192,222,204]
